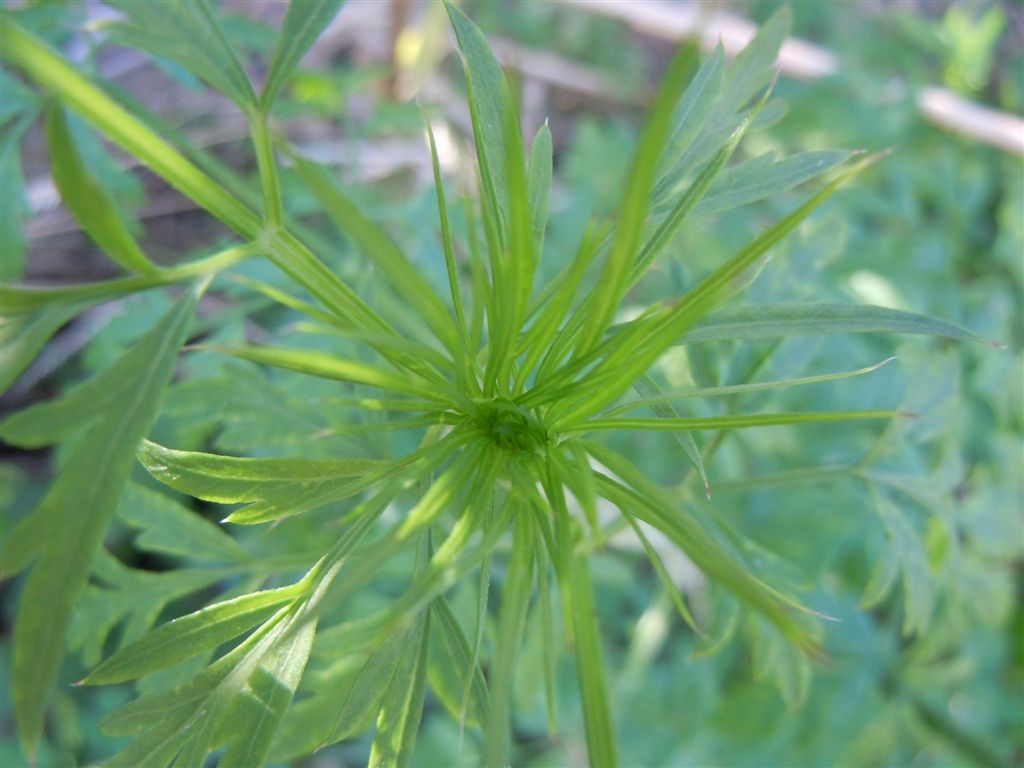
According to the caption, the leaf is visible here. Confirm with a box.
[527,120,553,255]
[872,490,934,636]
[0,17,262,237]
[206,343,459,405]
[484,510,534,767]
[5,281,201,756]
[574,41,697,356]
[680,302,1000,346]
[138,437,457,526]
[634,374,710,497]
[427,597,488,728]
[45,105,158,274]
[117,482,253,564]
[692,150,853,218]
[326,630,411,744]
[82,585,299,685]
[368,606,430,768]
[104,0,257,111]
[0,303,79,396]
[0,111,31,280]
[287,152,459,354]
[571,552,619,768]
[568,410,903,434]
[584,441,823,658]
[445,1,516,232]
[261,0,344,110]
[217,619,317,768]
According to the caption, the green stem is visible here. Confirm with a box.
[251,113,284,228]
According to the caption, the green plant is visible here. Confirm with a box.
[0,3,999,767]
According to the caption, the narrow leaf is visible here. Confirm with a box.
[82,587,299,685]
[571,553,619,768]
[261,0,344,110]
[680,302,1000,346]
[45,105,157,274]
[8,282,201,756]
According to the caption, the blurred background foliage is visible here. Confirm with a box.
[1,1,1021,766]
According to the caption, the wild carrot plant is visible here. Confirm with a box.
[0,2,996,766]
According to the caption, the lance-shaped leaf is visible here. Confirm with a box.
[566,410,903,434]
[205,343,460,405]
[691,150,853,218]
[82,586,301,685]
[679,302,1001,346]
[571,552,619,768]
[484,511,534,767]
[104,0,257,111]
[368,607,431,767]
[3,281,201,757]
[428,597,489,728]
[138,438,456,525]
[45,106,157,274]
[0,303,80,396]
[574,41,698,356]
[261,0,344,110]
[445,2,516,233]
[217,618,317,768]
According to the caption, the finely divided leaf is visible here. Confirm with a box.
[117,482,253,565]
[7,282,201,756]
[261,0,344,110]
[104,0,257,111]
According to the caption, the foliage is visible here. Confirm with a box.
[0,2,1015,767]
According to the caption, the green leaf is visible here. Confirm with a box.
[445,1,516,233]
[691,150,853,218]
[571,552,619,768]
[680,302,1000,346]
[574,41,697,356]
[138,439,394,523]
[607,357,897,412]
[104,0,258,111]
[428,597,488,728]
[634,374,711,497]
[0,243,252,316]
[873,489,934,636]
[82,585,300,685]
[368,607,430,768]
[0,112,31,280]
[5,282,201,757]
[584,441,823,658]
[45,105,158,274]
[0,17,262,238]
[287,152,459,354]
[261,0,344,110]
[0,303,79,396]
[484,510,534,768]
[218,618,317,768]
[326,630,411,744]
[117,482,253,565]
[206,343,461,406]
[527,120,553,255]
[567,410,903,434]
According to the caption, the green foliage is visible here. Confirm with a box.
[0,2,1013,767]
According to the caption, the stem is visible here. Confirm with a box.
[251,113,284,228]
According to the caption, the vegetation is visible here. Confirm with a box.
[1,2,1018,766]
